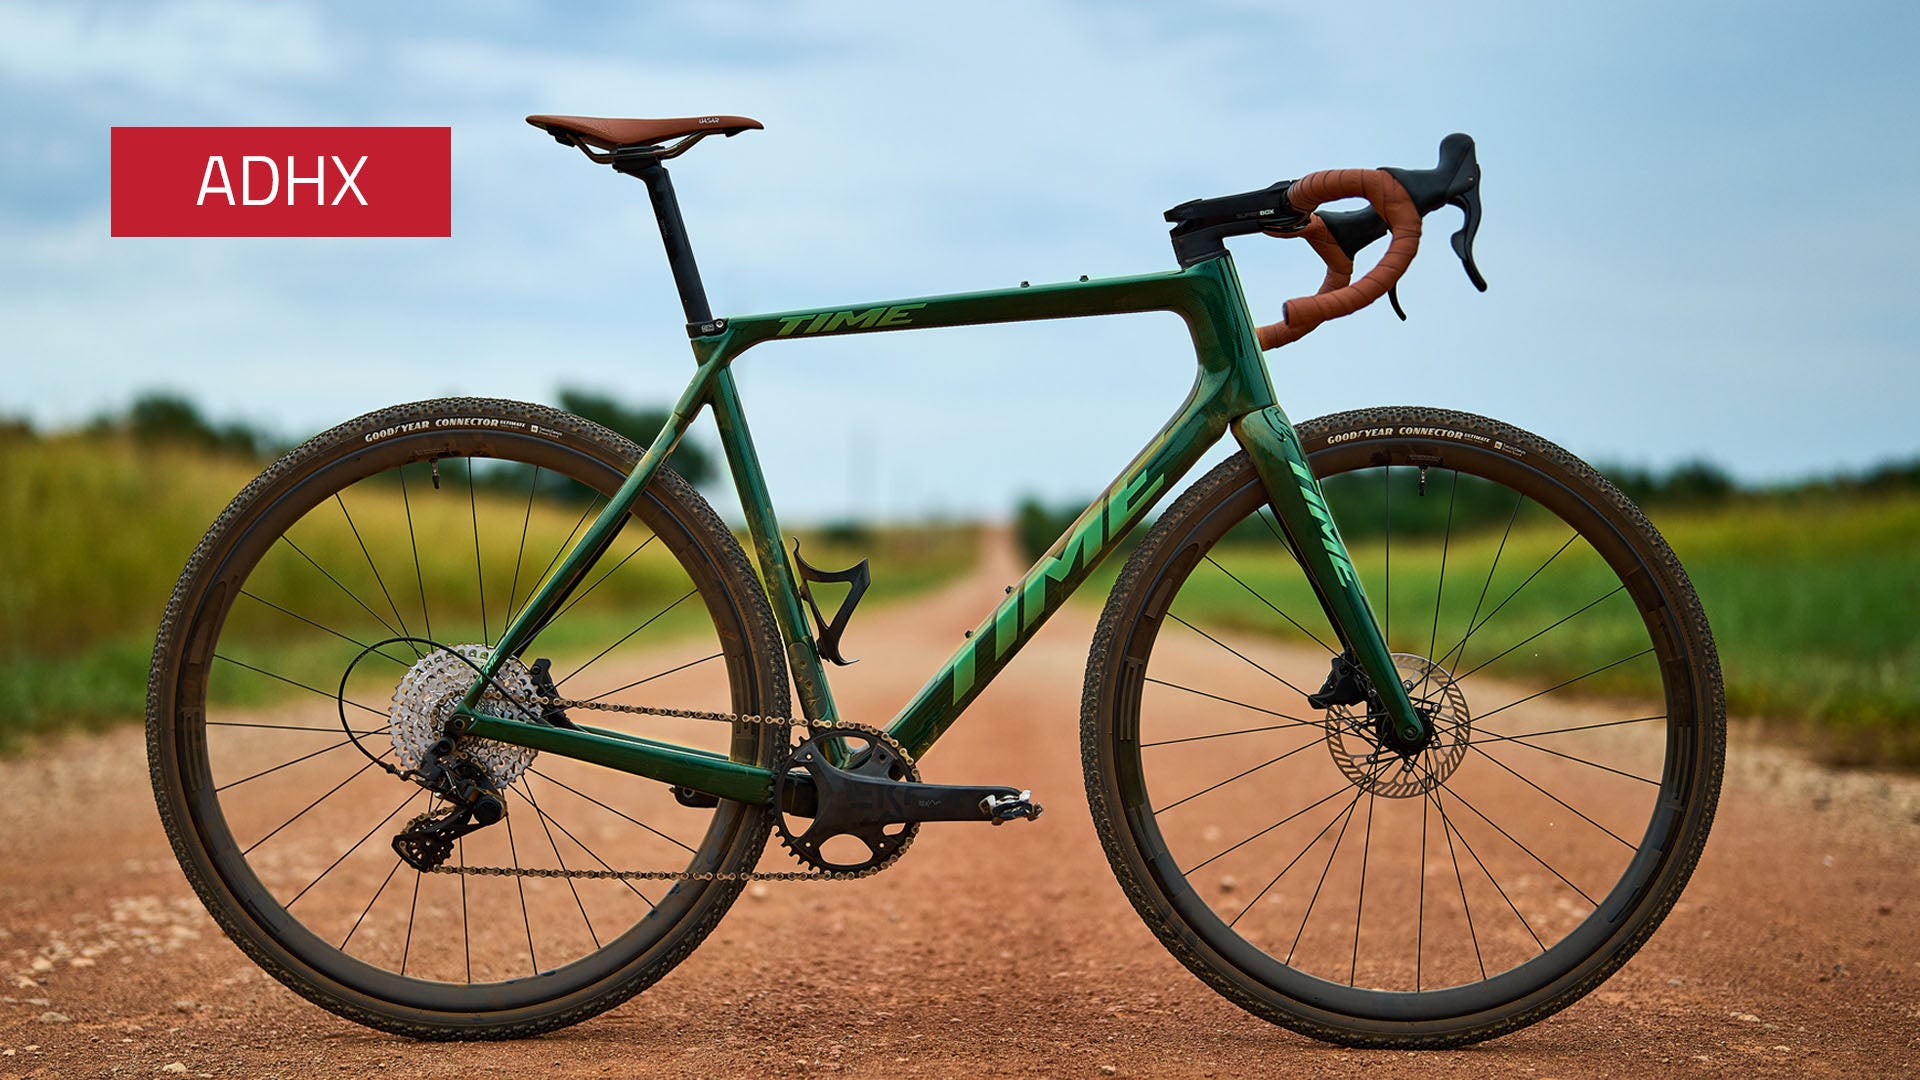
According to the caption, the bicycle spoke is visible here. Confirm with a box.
[503,465,541,622]
[457,836,471,984]
[516,779,601,947]
[1432,773,1596,908]
[558,588,698,686]
[286,789,421,909]
[1440,532,1579,673]
[507,494,603,628]
[341,853,408,951]
[214,736,358,793]
[1428,780,1546,952]
[1204,554,1337,655]
[526,768,696,854]
[1467,743,1637,849]
[1183,784,1353,876]
[1416,470,1459,700]
[213,653,387,719]
[334,492,417,649]
[1229,781,1370,928]
[243,748,394,853]
[1417,794,1428,991]
[1467,714,1665,746]
[1383,463,1391,645]
[1142,676,1317,728]
[468,461,488,646]
[208,720,386,735]
[1429,785,1487,979]
[1228,757,1397,926]
[1456,586,1626,683]
[239,589,411,667]
[279,536,411,649]
[399,857,423,977]
[1442,488,1524,674]
[1476,730,1660,785]
[399,464,432,644]
[504,809,537,975]
[1166,612,1313,699]
[582,651,724,704]
[1285,786,1368,962]
[1154,736,1323,814]
[1474,648,1656,724]
[1350,787,1378,986]
[519,776,656,909]
[551,532,659,625]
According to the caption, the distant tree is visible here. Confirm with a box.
[1860,458,1920,493]
[1661,460,1735,503]
[1597,460,1733,506]
[125,392,260,457]
[0,416,32,441]
[557,388,714,487]
[1596,462,1660,506]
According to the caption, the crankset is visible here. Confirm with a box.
[772,726,1042,875]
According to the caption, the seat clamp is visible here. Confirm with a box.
[687,318,728,338]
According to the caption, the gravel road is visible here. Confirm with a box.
[3,536,1917,1078]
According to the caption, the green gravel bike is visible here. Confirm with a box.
[148,115,1725,1047]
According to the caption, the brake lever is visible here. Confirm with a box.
[1449,186,1487,292]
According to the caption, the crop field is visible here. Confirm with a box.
[1085,480,1920,768]
[0,433,973,749]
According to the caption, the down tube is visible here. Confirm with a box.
[887,396,1232,759]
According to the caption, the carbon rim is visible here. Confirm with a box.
[153,405,780,1015]
[1100,419,1714,1028]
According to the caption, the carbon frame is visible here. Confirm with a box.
[455,252,1422,805]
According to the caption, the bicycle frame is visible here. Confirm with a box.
[454,252,1424,805]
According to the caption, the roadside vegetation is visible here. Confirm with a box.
[1039,458,1920,770]
[0,393,973,751]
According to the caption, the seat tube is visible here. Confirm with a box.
[707,368,841,726]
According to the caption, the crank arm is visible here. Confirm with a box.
[789,761,1032,825]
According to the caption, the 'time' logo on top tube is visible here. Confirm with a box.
[775,304,925,336]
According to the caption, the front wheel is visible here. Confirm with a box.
[1082,407,1724,1047]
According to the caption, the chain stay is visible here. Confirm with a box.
[429,693,900,883]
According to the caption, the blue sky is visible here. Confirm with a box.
[2,0,1915,521]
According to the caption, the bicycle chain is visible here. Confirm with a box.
[422,694,915,884]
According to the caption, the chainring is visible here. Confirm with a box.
[772,725,921,875]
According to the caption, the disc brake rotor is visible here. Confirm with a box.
[1325,653,1470,798]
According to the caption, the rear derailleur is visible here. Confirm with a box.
[392,737,508,871]
[772,725,1042,876]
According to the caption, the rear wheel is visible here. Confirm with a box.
[1082,407,1724,1046]
[148,398,787,1039]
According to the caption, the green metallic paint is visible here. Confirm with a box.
[1232,407,1424,744]
[462,710,774,804]
[448,252,1421,801]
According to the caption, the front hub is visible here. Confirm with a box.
[1324,653,1470,798]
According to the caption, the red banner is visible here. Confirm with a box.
[111,127,452,237]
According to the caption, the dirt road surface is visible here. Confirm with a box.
[4,536,1918,1078]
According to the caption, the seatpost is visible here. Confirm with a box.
[615,157,714,328]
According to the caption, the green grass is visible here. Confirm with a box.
[1086,489,1920,768]
[0,433,975,751]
